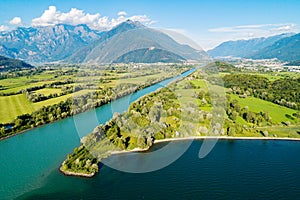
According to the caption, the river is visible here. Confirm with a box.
[0,69,195,199]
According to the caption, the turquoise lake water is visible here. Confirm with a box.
[17,140,300,200]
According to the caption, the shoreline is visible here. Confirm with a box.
[154,136,300,144]
[59,167,95,178]
[109,146,151,155]
[59,147,151,178]
[60,135,300,178]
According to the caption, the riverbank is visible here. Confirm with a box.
[0,69,193,142]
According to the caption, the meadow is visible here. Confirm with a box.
[0,65,187,124]
[229,94,298,124]
[0,94,34,123]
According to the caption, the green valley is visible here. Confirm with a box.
[61,64,300,176]
[0,64,190,139]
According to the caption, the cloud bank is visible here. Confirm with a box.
[31,6,155,30]
[9,17,22,25]
[209,23,296,37]
[0,25,8,31]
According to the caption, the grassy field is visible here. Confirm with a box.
[0,89,100,123]
[33,90,95,110]
[230,94,298,124]
[0,71,73,94]
[0,66,182,123]
[0,80,55,94]
[174,79,214,113]
[0,94,34,123]
[118,73,171,84]
[190,79,208,89]
[36,88,62,96]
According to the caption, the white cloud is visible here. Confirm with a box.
[31,6,155,30]
[118,11,127,16]
[209,23,296,35]
[9,17,22,25]
[271,24,296,32]
[0,25,8,32]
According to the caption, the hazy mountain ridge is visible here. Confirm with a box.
[207,33,294,58]
[113,48,185,63]
[250,33,300,61]
[285,60,300,66]
[0,55,34,71]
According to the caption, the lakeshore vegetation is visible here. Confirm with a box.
[61,62,300,176]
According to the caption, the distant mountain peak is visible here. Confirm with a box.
[112,20,145,31]
[124,19,144,26]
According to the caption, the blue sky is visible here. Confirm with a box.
[0,0,300,49]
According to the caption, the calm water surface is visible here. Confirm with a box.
[18,140,300,200]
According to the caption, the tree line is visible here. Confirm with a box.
[223,74,300,110]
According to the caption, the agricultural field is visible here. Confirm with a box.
[0,65,188,124]
[0,80,55,94]
[33,90,95,110]
[35,88,62,96]
[0,94,34,123]
[229,94,298,124]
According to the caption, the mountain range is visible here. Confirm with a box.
[2,20,300,63]
[0,24,102,63]
[207,33,294,58]
[250,33,300,61]
[0,20,207,64]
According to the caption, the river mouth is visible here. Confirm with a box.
[16,139,300,200]
[0,68,196,199]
